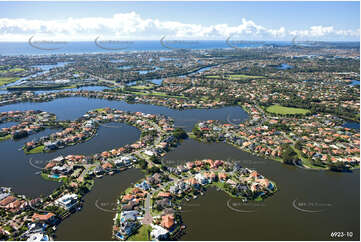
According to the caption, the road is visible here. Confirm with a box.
[88,73,124,88]
[78,164,94,182]
[141,194,153,225]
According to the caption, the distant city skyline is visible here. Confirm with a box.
[0,1,359,41]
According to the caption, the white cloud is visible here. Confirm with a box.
[0,12,359,41]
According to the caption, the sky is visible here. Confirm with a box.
[0,1,359,42]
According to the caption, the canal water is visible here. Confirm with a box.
[0,97,247,196]
[0,122,140,197]
[163,139,360,241]
[343,121,360,131]
[55,168,144,241]
[0,97,359,240]
[0,97,248,131]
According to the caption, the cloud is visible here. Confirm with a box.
[290,26,360,40]
[0,12,359,41]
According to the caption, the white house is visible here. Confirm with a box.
[150,224,169,241]
[195,173,208,185]
[144,150,155,157]
[26,233,49,241]
[55,194,78,210]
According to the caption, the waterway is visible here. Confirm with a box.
[276,63,293,70]
[350,80,360,86]
[0,97,359,240]
[0,121,140,197]
[0,97,247,196]
[163,139,360,241]
[55,168,144,241]
[0,97,248,131]
[343,121,360,131]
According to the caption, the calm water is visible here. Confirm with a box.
[0,97,359,240]
[343,121,360,131]
[350,80,360,86]
[276,63,293,70]
[0,97,247,196]
[0,129,61,197]
[0,86,108,95]
[163,139,360,241]
[0,41,276,56]
[0,97,248,131]
[55,168,145,241]
[0,122,140,197]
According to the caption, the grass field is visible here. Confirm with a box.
[129,90,186,99]
[131,84,155,90]
[128,225,152,241]
[0,68,25,73]
[25,145,45,154]
[0,77,20,86]
[0,134,11,141]
[206,74,264,80]
[266,104,310,115]
[228,74,264,80]
[9,68,25,72]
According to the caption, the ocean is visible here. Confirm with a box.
[0,40,290,56]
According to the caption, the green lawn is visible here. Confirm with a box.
[205,74,264,80]
[25,145,45,154]
[0,134,11,141]
[128,225,152,241]
[93,108,107,112]
[131,84,155,90]
[0,77,20,86]
[0,68,25,74]
[291,145,327,170]
[206,75,221,79]
[228,74,264,80]
[128,90,186,99]
[9,68,25,72]
[266,104,310,115]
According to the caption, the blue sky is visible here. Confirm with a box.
[0,1,359,41]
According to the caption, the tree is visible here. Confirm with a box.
[192,126,202,138]
[294,140,303,150]
[328,161,349,172]
[173,128,188,140]
[138,159,148,170]
[282,144,297,164]
[147,166,161,175]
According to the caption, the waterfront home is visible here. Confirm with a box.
[116,210,140,240]
[0,192,10,202]
[161,213,175,230]
[26,233,49,241]
[114,156,136,167]
[151,224,169,241]
[44,141,58,150]
[135,181,150,191]
[31,213,56,224]
[0,196,17,208]
[51,165,72,175]
[94,165,104,175]
[54,194,78,210]
[102,162,113,171]
[195,173,208,185]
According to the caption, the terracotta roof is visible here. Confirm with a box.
[0,196,16,207]
[32,212,56,222]
[158,192,171,198]
[161,214,175,229]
